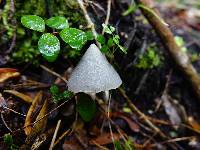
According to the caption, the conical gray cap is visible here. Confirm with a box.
[68,44,122,93]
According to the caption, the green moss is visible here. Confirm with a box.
[135,44,162,69]
[11,39,40,65]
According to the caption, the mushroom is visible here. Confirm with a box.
[67,44,122,99]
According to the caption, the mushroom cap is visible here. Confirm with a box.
[67,44,122,93]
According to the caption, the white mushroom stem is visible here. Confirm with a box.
[87,92,96,100]
[104,90,110,101]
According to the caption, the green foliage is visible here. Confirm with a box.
[97,35,106,45]
[85,31,95,41]
[135,45,161,69]
[124,138,134,150]
[76,94,96,122]
[97,24,127,54]
[12,39,40,65]
[114,141,123,150]
[21,15,45,32]
[50,85,73,103]
[38,33,60,62]
[3,134,18,150]
[122,5,138,16]
[60,28,88,50]
[114,139,134,150]
[174,36,187,52]
[46,16,69,29]
[0,0,15,45]
[21,15,93,62]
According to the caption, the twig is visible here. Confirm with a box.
[118,88,166,138]
[49,120,61,150]
[40,65,68,85]
[1,113,12,132]
[53,129,71,147]
[134,70,149,94]
[151,136,196,147]
[102,0,111,34]
[77,0,101,48]
[91,140,109,150]
[3,106,26,117]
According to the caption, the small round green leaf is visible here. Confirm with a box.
[97,35,105,45]
[60,28,87,50]
[85,31,94,40]
[21,15,45,32]
[46,16,69,29]
[38,33,60,62]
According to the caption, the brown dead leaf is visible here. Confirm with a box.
[24,91,43,135]
[90,133,122,146]
[25,99,48,146]
[4,90,32,103]
[111,112,140,132]
[0,68,20,83]
[33,99,48,133]
[63,135,84,150]
[161,94,182,126]
[119,115,140,133]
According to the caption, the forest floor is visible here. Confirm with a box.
[0,0,200,149]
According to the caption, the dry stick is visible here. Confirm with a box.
[1,113,12,132]
[53,129,71,147]
[40,65,68,84]
[91,140,109,150]
[49,120,61,150]
[77,0,101,48]
[135,0,200,100]
[151,136,196,147]
[118,88,166,138]
[3,106,26,117]
[102,0,111,34]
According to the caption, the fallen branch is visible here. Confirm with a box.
[134,0,200,100]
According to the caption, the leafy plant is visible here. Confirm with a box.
[76,94,96,122]
[97,24,127,54]
[21,15,45,32]
[46,16,69,29]
[60,28,88,50]
[135,45,161,69]
[21,15,93,62]
[50,85,73,103]
[3,134,18,150]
